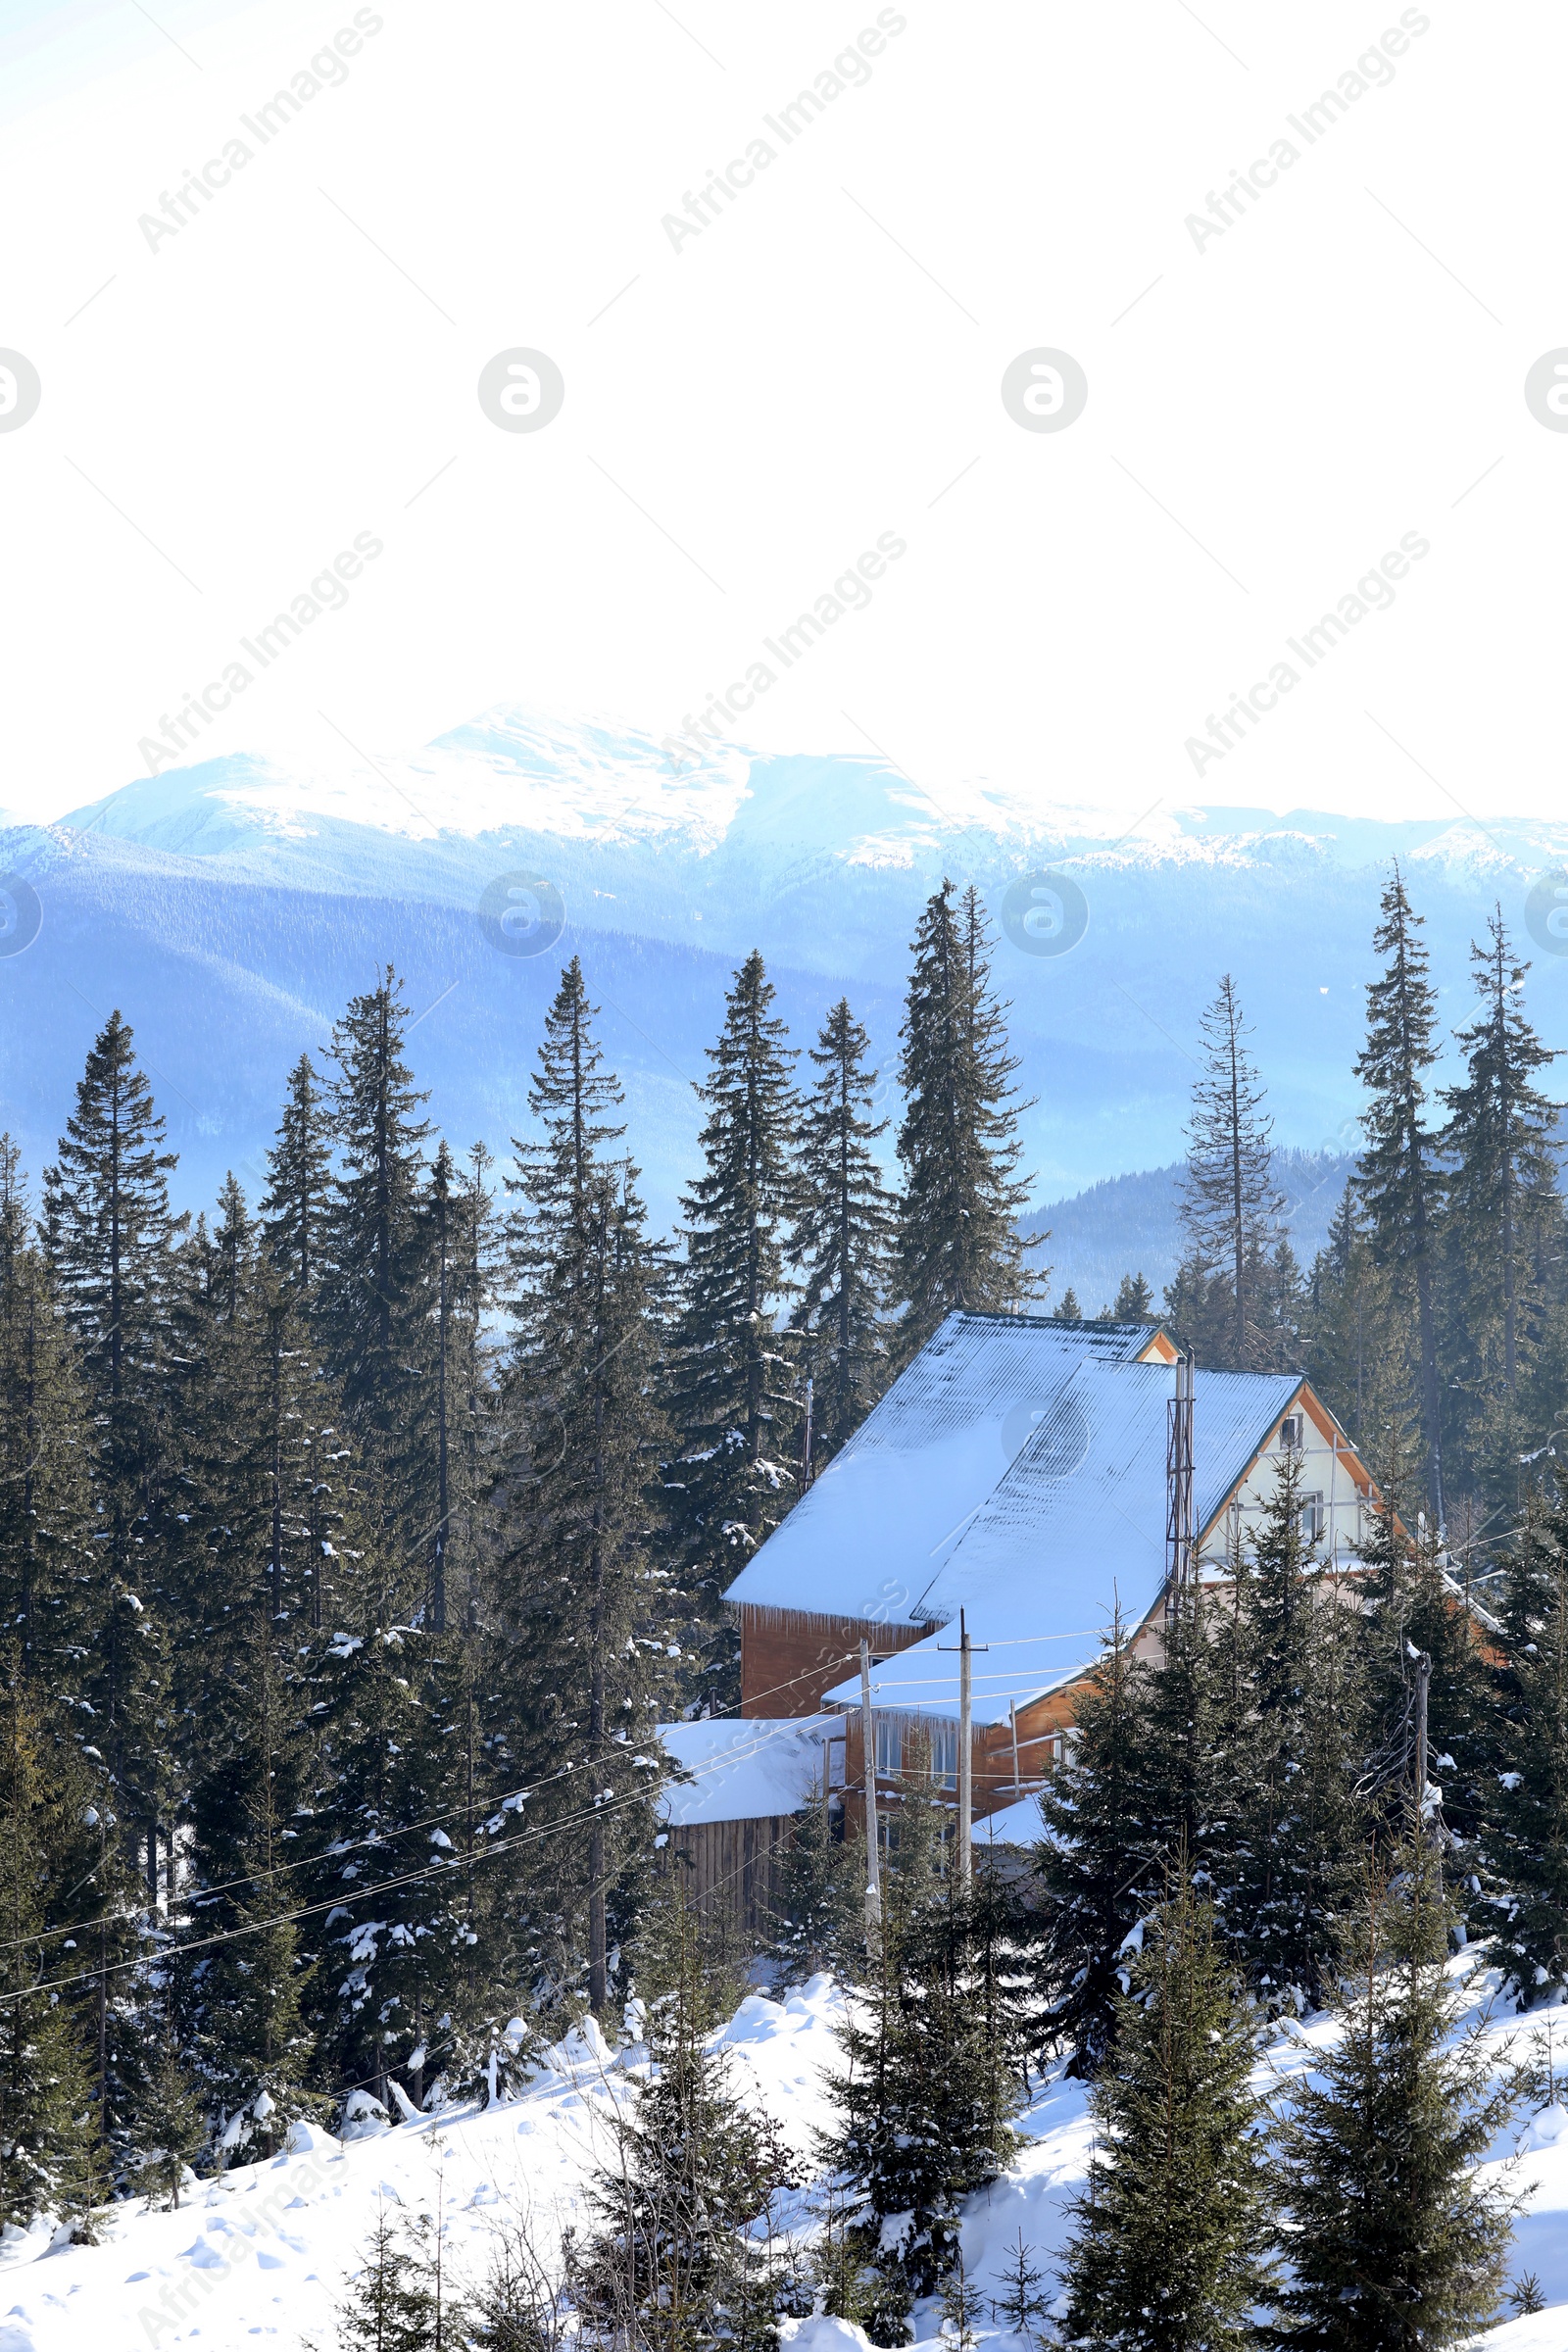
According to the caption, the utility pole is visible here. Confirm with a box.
[859,1639,881,1952]
[801,1376,814,1490]
[939,1607,988,1891]
[1412,1642,1433,1837]
[958,1611,972,1888]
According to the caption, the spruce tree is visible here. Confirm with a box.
[667,953,801,1691]
[1229,1453,1368,2012]
[0,1669,97,2227]
[42,1013,182,1934]
[1440,907,1565,1514]
[1354,1436,1494,1883]
[183,1624,318,2155]
[318,968,435,1583]
[135,2020,207,2208]
[769,1788,865,1986]
[1485,1472,1568,2000]
[1035,1615,1160,2075]
[1273,1838,1518,2350]
[1301,1185,1404,1445]
[261,1051,333,1306]
[1111,1271,1154,1322]
[1177,974,1288,1372]
[790,998,897,1457]
[0,1140,91,1683]
[579,1882,793,2352]
[334,2196,441,2352]
[503,961,672,2014]
[1355,867,1446,1523]
[1059,1870,1272,2352]
[894,881,1037,1360]
[820,1774,1022,2312]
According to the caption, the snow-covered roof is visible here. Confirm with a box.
[723,1312,1171,1629]
[977,1792,1046,1847]
[793,1340,1303,1714]
[657,1716,835,1826]
[727,1312,1297,1684]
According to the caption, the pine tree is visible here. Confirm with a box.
[667,953,801,1691]
[1056,1287,1082,1323]
[790,998,897,1457]
[1178,974,1288,1372]
[1059,1870,1272,2352]
[1355,867,1446,1523]
[1273,1838,1518,2350]
[894,882,1037,1360]
[1440,908,1565,1514]
[1035,1615,1160,2075]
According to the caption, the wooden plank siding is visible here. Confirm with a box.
[656,1814,802,1937]
[739,1602,929,1718]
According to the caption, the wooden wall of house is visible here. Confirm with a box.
[738,1602,929,1717]
[657,1814,802,1937]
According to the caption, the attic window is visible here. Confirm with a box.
[1298,1492,1325,1544]
[1279,1412,1304,1452]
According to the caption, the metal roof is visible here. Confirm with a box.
[722,1311,1172,1630]
[720,1308,1310,1716]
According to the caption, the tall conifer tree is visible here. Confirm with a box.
[0,1141,90,1683]
[1355,867,1446,1522]
[791,998,896,1458]
[1176,974,1288,1371]
[667,953,801,1687]
[43,1013,182,1904]
[1059,1871,1272,2352]
[895,883,1036,1359]
[261,1052,333,1307]
[319,969,435,1587]
[1274,1840,1517,2349]
[1441,908,1564,1512]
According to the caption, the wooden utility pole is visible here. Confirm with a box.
[1413,1643,1433,1836]
[859,1639,882,1951]
[939,1608,988,1890]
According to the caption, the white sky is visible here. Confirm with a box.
[1,0,1563,829]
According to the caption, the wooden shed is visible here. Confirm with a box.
[654,1714,838,1938]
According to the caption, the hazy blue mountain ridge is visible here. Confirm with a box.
[2,708,1564,1236]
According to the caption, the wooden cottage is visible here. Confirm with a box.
[720,1309,1382,1833]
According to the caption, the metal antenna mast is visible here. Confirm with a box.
[1165,1346,1197,1618]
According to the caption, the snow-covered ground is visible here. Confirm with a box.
[3,1960,1566,2352]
